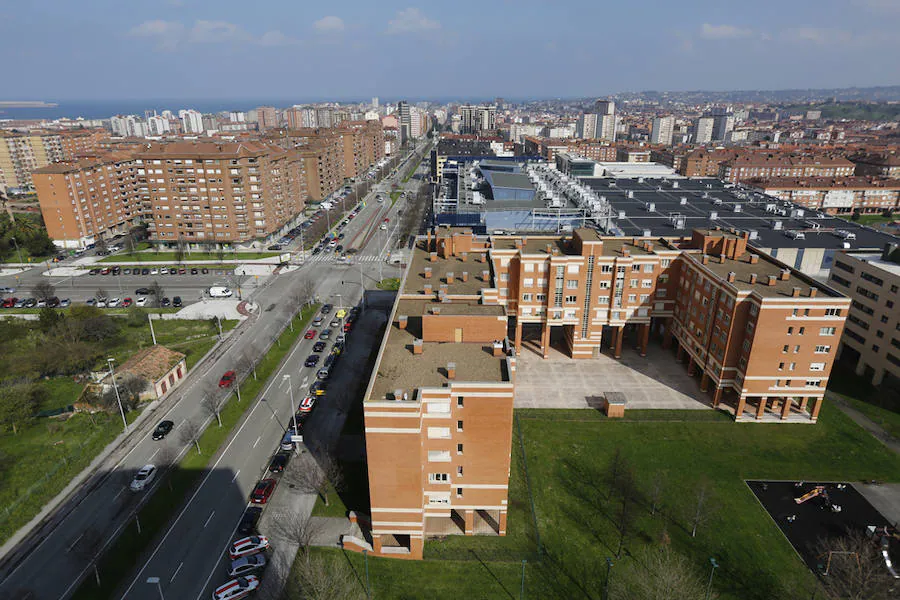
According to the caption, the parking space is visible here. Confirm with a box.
[514,337,711,410]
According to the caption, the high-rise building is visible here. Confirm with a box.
[576,113,598,139]
[398,101,411,143]
[693,117,715,144]
[256,106,278,131]
[458,105,496,135]
[181,110,204,134]
[712,115,734,141]
[147,116,170,136]
[0,129,109,191]
[372,97,379,109]
[650,116,675,145]
[576,100,616,141]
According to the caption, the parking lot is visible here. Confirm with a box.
[514,333,711,410]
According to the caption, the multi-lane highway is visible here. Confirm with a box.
[0,138,431,600]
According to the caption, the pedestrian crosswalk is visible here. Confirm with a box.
[299,254,386,265]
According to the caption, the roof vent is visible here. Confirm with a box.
[749,254,759,264]
[767,275,777,286]
[749,273,758,284]
[726,271,736,283]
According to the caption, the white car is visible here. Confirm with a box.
[212,575,259,600]
[150,268,159,275]
[228,535,270,560]
[380,224,387,230]
[130,464,157,492]
[107,297,121,308]
[227,554,267,577]
[96,297,108,308]
[136,296,149,307]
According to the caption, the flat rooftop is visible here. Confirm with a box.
[492,234,657,257]
[848,253,900,278]
[695,250,843,298]
[368,319,507,402]
[403,241,489,296]
[396,299,505,317]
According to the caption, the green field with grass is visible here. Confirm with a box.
[71,304,318,600]
[837,213,897,226]
[375,278,401,291]
[98,250,280,263]
[295,403,900,599]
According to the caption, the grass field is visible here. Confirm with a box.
[375,278,401,291]
[835,393,900,439]
[71,304,318,600]
[295,403,900,599]
[98,250,280,263]
[837,213,897,226]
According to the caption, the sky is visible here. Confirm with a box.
[2,0,899,101]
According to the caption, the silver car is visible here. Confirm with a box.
[227,554,267,577]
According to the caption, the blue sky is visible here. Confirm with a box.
[2,0,899,101]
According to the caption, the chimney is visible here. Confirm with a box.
[767,275,777,286]
[749,273,758,284]
[423,267,432,279]
[515,239,523,249]
[727,271,735,283]
[423,283,432,295]
[780,269,790,281]
[426,229,432,252]
[622,247,630,257]
[447,362,456,380]
[719,254,726,264]
[429,251,437,263]
[792,287,801,297]
[439,284,448,295]
[809,288,818,298]
[461,271,468,282]
[482,270,490,281]
[393,389,404,401]
[413,339,423,355]
[398,315,408,329]
[748,254,759,264]
[460,251,468,262]
[492,340,504,357]
[431,305,441,315]
[479,252,486,263]
[545,243,553,254]
[446,272,454,285]
[701,254,709,265]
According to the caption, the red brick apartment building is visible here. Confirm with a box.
[749,176,900,215]
[350,227,848,560]
[719,154,855,183]
[521,136,617,162]
[850,151,900,178]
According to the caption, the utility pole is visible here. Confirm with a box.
[107,358,128,432]
[147,313,157,345]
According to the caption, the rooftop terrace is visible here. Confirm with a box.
[403,241,490,296]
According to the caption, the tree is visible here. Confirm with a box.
[236,349,257,381]
[609,546,712,600]
[32,280,54,300]
[95,287,109,302]
[200,386,224,427]
[216,246,225,263]
[125,306,145,328]
[24,230,55,256]
[150,280,164,311]
[283,552,365,600]
[606,449,639,558]
[0,381,40,434]
[180,419,203,454]
[688,481,713,538]
[94,237,108,254]
[297,278,317,308]
[174,236,186,264]
[816,531,896,600]
[38,307,62,332]
[647,471,667,517]
[226,269,250,301]
[102,373,144,413]
[289,452,344,507]
[123,232,137,255]
[274,513,324,558]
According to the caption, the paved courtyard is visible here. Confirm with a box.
[515,338,711,410]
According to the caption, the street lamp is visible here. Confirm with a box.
[705,557,719,600]
[107,358,128,432]
[604,557,614,600]
[146,576,165,600]
[283,374,298,442]
[10,236,24,265]
[363,548,371,599]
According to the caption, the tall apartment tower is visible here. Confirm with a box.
[650,116,675,145]
[458,105,477,135]
[576,113,598,139]
[398,101,411,143]
[256,106,278,131]
[577,100,616,141]
[476,105,496,134]
[693,117,715,144]
[372,97,379,109]
[181,110,204,134]
[712,115,735,141]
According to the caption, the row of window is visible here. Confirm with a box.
[778,360,827,371]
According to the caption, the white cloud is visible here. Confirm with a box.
[127,20,185,51]
[780,27,853,45]
[386,8,440,34]
[699,23,753,40]
[314,16,345,33]
[259,30,299,46]
[189,20,252,43]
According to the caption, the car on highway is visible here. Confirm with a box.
[249,479,277,504]
[173,296,183,307]
[304,354,320,368]
[312,316,323,326]
[335,334,346,345]
[268,453,289,473]
[321,303,333,314]
[380,223,387,230]
[135,287,152,295]
[219,370,236,388]
[129,464,157,492]
[0,286,16,294]
[343,321,353,333]
[335,309,347,319]
[237,507,262,535]
[318,328,332,340]
[308,380,326,397]
[151,420,174,440]
[227,554,267,578]
[312,341,326,353]
[212,575,260,600]
[304,329,316,339]
[298,395,316,413]
[228,536,270,560]
[329,318,341,328]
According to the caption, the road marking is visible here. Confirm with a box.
[113,487,126,501]
[203,510,216,528]
[270,411,275,420]
[149,447,160,461]
[231,470,240,483]
[252,436,260,448]
[170,561,183,583]
[66,531,85,554]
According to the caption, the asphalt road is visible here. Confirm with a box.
[0,141,427,600]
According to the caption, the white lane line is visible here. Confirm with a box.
[270,411,275,420]
[231,470,240,483]
[203,510,216,528]
[252,436,261,449]
[149,447,160,461]
[66,531,85,554]
[170,561,184,583]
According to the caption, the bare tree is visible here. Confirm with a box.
[688,482,713,538]
[647,472,666,517]
[179,419,203,454]
[123,232,137,256]
[156,444,179,491]
[95,287,108,302]
[274,512,324,560]
[282,304,296,332]
[283,552,365,600]
[816,531,896,600]
[226,269,250,301]
[289,452,344,507]
[199,386,224,427]
[298,278,317,308]
[236,348,258,381]
[606,449,639,559]
[174,235,187,264]
[609,546,712,600]
[33,280,54,300]
[216,245,225,263]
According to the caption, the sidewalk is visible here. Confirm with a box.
[828,392,900,455]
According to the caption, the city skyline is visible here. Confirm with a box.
[3,0,900,100]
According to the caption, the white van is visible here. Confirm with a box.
[209,286,234,298]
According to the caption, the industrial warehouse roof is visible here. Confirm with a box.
[484,171,534,191]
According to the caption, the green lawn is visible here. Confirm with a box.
[389,191,401,206]
[98,250,280,263]
[293,404,900,600]
[71,304,318,600]
[834,393,900,439]
[376,278,401,291]
[837,213,897,226]
[104,317,237,369]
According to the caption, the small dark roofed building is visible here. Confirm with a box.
[481,171,535,202]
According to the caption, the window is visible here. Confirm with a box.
[810,362,825,372]
[428,450,451,462]
[457,397,464,408]
[641,280,653,288]
[601,265,612,273]
[789,362,796,371]
[814,345,830,354]
[632,264,640,272]
[598,297,609,305]
[782,345,789,353]
[873,344,881,353]
[457,420,463,432]
[778,362,785,370]
[521,293,532,302]
[794,345,800,353]
[628,294,637,303]
[567,264,580,274]
[428,494,450,505]
[644,264,654,273]
[427,427,451,439]
[877,330,885,339]
[523,278,534,287]
[799,327,805,335]
[825,308,841,316]
[457,443,463,455]
[563,295,576,304]
[457,465,464,476]
[429,473,449,483]
[630,279,638,288]
[457,487,463,498]
[661,259,671,267]
[566,280,578,289]
[536,294,547,302]
[656,289,667,298]
[599,281,610,289]
[500,273,509,282]
[820,327,836,336]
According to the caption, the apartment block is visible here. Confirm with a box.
[851,151,900,178]
[136,141,307,244]
[0,129,111,191]
[33,152,140,248]
[828,248,900,388]
[521,136,617,162]
[749,176,900,215]
[650,116,675,146]
[719,154,855,183]
[256,106,279,131]
[336,120,386,180]
[350,225,848,560]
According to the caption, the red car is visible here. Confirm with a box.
[304,329,316,339]
[343,321,353,333]
[122,297,133,307]
[249,479,276,504]
[2,297,17,308]
[218,370,236,388]
[383,218,389,223]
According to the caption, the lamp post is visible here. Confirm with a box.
[283,374,298,440]
[604,557,614,600]
[520,559,526,600]
[146,576,165,600]
[10,236,24,265]
[107,358,128,432]
[363,548,371,599]
[705,557,719,600]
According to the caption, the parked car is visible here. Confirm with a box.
[312,341,326,353]
[237,507,262,535]
[268,453,289,473]
[136,296,149,307]
[172,296,183,307]
[227,554,267,578]
[129,464,157,492]
[304,354,320,368]
[335,309,347,319]
[85,298,96,306]
[123,268,131,275]
[304,329,316,339]
[312,316,323,327]
[59,298,71,308]
[298,395,316,413]
[160,297,171,307]
[152,420,174,440]
[212,575,259,600]
[1,297,17,308]
[329,318,341,328]
[201,268,209,274]
[141,268,150,275]
[219,370,236,388]
[135,287,152,295]
[190,267,198,274]
[249,479,276,504]
[107,298,121,308]
[122,297,133,307]
[88,268,100,275]
[228,536,270,560]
